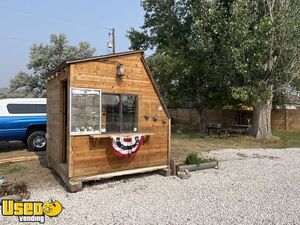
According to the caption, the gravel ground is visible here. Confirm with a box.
[1,148,300,225]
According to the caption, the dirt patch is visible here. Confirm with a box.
[0,141,62,190]
[0,159,63,190]
[0,164,26,175]
[0,141,46,166]
[0,141,27,153]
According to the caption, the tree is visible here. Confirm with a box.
[146,54,185,108]
[9,71,32,91]
[0,88,9,99]
[292,79,300,91]
[129,0,300,138]
[228,0,300,139]
[128,0,233,132]
[1,71,34,98]
[28,34,96,92]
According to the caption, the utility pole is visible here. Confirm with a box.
[112,28,116,54]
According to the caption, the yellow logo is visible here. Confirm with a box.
[42,200,62,217]
[1,199,62,223]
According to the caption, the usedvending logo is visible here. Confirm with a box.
[1,199,62,223]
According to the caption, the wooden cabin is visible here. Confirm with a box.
[46,50,171,191]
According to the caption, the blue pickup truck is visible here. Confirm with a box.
[0,98,47,151]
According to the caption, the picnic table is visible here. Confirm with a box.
[205,123,222,134]
[218,124,252,138]
[231,124,251,133]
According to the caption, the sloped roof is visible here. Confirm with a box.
[47,50,144,78]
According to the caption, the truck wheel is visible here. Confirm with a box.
[27,131,46,151]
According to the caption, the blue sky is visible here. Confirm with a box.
[0,0,144,88]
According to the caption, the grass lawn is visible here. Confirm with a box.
[0,164,26,175]
[171,129,300,162]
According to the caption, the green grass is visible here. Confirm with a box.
[0,164,26,175]
[171,129,300,162]
[273,130,300,148]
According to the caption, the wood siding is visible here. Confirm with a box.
[46,68,70,180]
[47,69,68,163]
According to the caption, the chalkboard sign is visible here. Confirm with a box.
[70,88,101,135]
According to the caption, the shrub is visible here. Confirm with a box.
[185,153,209,165]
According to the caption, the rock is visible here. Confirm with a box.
[177,169,191,179]
[184,169,191,176]
[158,168,171,177]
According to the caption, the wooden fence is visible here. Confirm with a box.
[272,109,300,131]
[169,108,300,131]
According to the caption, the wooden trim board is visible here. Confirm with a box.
[90,132,154,139]
[71,165,168,182]
[0,155,43,164]
[168,118,171,166]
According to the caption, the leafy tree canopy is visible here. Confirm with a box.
[128,0,300,138]
[227,0,300,138]
[0,71,34,98]
[128,0,234,131]
[228,0,300,104]
[9,71,32,91]
[28,33,96,90]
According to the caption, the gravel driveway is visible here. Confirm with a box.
[1,148,300,225]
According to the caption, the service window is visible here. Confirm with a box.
[102,94,138,133]
[70,88,101,135]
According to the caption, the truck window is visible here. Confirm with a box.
[7,104,46,114]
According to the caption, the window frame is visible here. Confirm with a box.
[69,87,102,136]
[102,93,139,133]
[7,103,47,114]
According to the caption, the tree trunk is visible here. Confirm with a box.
[249,96,273,139]
[196,105,206,134]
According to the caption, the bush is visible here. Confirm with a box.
[185,153,209,165]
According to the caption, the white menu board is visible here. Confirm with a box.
[70,88,101,135]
